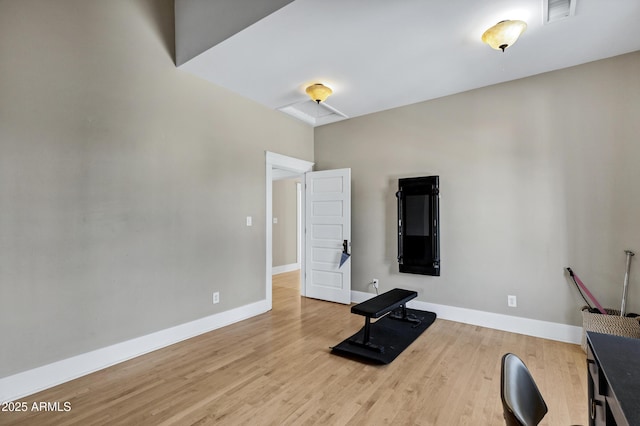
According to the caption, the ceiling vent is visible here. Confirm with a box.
[544,0,577,24]
[278,100,348,127]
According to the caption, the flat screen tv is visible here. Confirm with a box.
[396,176,440,276]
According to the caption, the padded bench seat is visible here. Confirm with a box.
[351,288,417,318]
[349,288,419,353]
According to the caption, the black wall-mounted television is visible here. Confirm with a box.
[396,176,440,276]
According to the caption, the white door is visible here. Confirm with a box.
[305,168,351,304]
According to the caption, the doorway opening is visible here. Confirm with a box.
[272,179,301,275]
[265,152,313,310]
[271,178,302,299]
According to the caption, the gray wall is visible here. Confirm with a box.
[0,0,313,377]
[272,179,299,267]
[174,0,294,66]
[315,52,640,326]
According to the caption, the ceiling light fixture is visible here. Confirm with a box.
[305,83,333,103]
[481,20,527,52]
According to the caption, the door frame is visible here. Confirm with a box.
[265,151,314,309]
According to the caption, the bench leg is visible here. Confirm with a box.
[348,317,384,353]
[363,317,371,344]
[389,305,422,326]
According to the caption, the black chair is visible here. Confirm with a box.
[500,353,548,426]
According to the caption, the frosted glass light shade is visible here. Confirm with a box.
[481,20,527,52]
[305,83,333,103]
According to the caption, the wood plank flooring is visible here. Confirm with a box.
[1,270,587,425]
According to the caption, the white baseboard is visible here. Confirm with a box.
[350,290,582,345]
[2,291,583,403]
[0,300,270,403]
[272,263,300,274]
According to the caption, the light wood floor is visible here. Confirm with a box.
[2,270,587,425]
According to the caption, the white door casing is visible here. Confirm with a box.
[266,152,313,309]
[305,168,351,304]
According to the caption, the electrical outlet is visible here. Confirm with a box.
[373,279,379,289]
[213,292,220,304]
[507,295,517,307]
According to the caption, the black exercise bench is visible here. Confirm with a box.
[349,288,420,353]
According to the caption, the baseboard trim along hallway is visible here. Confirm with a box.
[352,290,583,345]
[0,300,270,403]
[2,291,582,403]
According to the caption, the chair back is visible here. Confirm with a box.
[500,353,548,426]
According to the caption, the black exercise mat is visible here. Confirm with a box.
[331,308,437,364]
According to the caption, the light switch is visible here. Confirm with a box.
[246,216,252,226]
[273,217,278,224]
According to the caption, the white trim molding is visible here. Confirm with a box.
[0,300,269,403]
[272,263,300,275]
[1,290,583,403]
[351,290,583,345]
[265,151,314,306]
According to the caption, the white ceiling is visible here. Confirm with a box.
[178,0,640,126]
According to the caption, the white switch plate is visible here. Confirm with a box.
[213,292,220,304]
[273,217,278,224]
[246,216,252,226]
[507,295,517,307]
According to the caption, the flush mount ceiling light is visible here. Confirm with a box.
[305,83,333,103]
[481,20,527,52]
